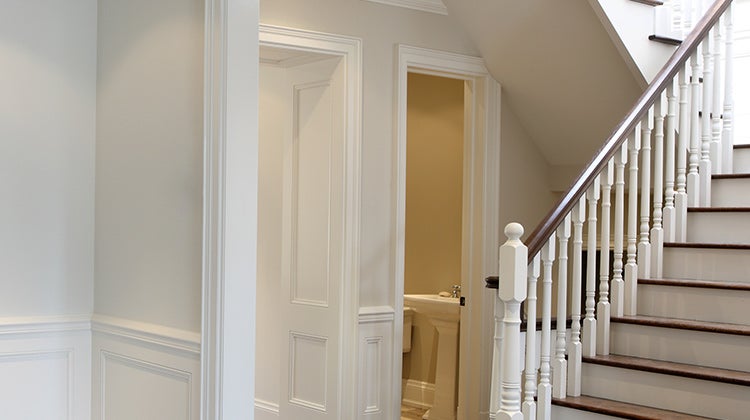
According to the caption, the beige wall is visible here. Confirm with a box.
[402,73,464,383]
[94,0,205,332]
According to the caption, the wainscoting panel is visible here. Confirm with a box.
[0,316,92,420]
[358,306,395,420]
[91,315,200,420]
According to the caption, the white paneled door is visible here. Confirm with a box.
[279,56,346,420]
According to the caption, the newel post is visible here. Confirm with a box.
[495,223,528,420]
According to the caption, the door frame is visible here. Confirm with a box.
[393,45,501,420]
[201,14,363,419]
[258,25,363,419]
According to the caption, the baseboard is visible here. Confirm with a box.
[401,379,435,410]
[91,315,200,420]
[0,315,92,420]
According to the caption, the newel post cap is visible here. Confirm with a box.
[498,223,528,302]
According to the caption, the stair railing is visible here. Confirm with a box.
[488,0,734,418]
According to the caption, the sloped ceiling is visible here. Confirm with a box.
[443,0,644,166]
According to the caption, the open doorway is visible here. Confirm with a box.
[394,46,501,420]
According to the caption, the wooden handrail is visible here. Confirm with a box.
[523,0,732,263]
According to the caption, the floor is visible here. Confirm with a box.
[401,405,428,420]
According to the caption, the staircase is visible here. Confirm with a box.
[552,145,750,419]
[488,1,750,419]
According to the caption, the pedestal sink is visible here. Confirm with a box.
[403,294,460,420]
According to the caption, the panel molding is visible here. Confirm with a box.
[358,306,396,324]
[358,306,394,419]
[92,314,200,356]
[0,314,91,335]
[364,0,448,15]
[401,379,435,410]
[255,398,280,415]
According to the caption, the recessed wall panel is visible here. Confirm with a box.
[289,332,328,411]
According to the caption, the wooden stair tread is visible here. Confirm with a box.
[734,144,750,150]
[664,242,750,250]
[612,315,750,336]
[713,173,750,179]
[687,206,750,212]
[552,395,714,420]
[583,354,750,386]
[639,277,750,291]
[648,34,682,45]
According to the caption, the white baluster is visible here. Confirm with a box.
[490,289,504,419]
[597,161,613,355]
[676,66,690,242]
[700,37,713,207]
[687,51,701,208]
[522,255,540,420]
[567,197,586,397]
[638,111,653,280]
[722,5,734,174]
[583,177,600,358]
[712,23,723,174]
[495,223,527,420]
[553,215,571,399]
[626,131,640,316]
[537,236,555,420]
[652,96,665,279]
[611,143,628,317]
[664,79,677,243]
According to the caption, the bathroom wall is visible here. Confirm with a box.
[402,73,465,386]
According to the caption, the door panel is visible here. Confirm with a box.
[279,56,345,420]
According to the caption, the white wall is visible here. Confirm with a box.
[0,2,97,418]
[260,0,479,311]
[0,0,96,318]
[94,0,204,333]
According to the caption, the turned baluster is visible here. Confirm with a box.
[638,111,653,280]
[722,5,734,174]
[652,97,665,279]
[611,143,628,317]
[495,223,527,420]
[583,178,600,358]
[688,51,701,208]
[711,22,723,174]
[567,197,586,397]
[676,67,690,242]
[664,79,677,243]
[625,131,641,316]
[598,161,613,355]
[537,236,556,420]
[553,215,571,399]
[522,255,540,420]
[700,36,713,207]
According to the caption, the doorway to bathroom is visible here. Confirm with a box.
[394,46,501,420]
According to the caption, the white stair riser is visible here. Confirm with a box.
[638,283,750,324]
[663,247,750,283]
[610,323,750,372]
[733,147,750,173]
[711,177,750,207]
[550,405,622,420]
[581,363,750,419]
[686,211,750,244]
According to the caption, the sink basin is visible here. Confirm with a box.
[403,294,460,322]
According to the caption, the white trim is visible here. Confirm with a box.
[0,315,91,335]
[393,44,501,420]
[255,399,280,415]
[259,24,363,420]
[401,379,435,410]
[359,306,396,324]
[92,315,200,356]
[201,0,259,419]
[364,0,448,15]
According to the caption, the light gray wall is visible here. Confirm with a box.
[0,0,97,317]
[261,0,480,308]
[94,0,204,332]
